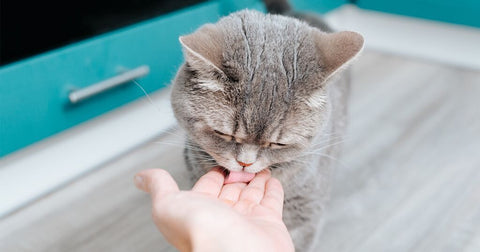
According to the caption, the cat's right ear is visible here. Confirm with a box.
[179,24,226,76]
[313,30,364,79]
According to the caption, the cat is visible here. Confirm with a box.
[170,1,363,250]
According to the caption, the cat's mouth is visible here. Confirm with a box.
[220,167,256,184]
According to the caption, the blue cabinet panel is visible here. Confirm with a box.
[219,0,345,15]
[0,2,221,157]
[0,0,345,157]
[291,0,346,13]
[357,0,480,28]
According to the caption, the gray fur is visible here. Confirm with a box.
[171,9,363,251]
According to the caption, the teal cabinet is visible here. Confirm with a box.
[357,0,480,28]
[291,0,346,13]
[220,0,346,14]
[0,2,222,157]
[0,0,345,157]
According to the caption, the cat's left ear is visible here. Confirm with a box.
[313,30,364,79]
[179,24,226,75]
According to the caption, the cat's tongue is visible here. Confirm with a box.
[224,170,256,184]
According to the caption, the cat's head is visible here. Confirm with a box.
[171,10,363,174]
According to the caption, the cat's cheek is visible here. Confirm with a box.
[243,159,269,173]
[206,151,229,167]
[268,148,302,164]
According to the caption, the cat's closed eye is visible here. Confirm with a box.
[213,130,235,142]
[213,129,288,149]
[268,142,287,149]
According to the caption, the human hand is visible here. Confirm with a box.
[134,167,294,252]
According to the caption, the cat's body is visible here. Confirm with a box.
[171,3,362,250]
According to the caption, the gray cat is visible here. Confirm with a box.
[170,2,363,250]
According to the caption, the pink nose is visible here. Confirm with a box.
[237,161,253,167]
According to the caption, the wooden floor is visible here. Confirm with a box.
[1,50,480,252]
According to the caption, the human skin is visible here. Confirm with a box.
[134,168,294,252]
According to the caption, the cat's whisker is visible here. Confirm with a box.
[291,152,349,170]
[130,80,188,141]
[189,153,215,159]
[158,128,187,139]
[308,134,350,147]
[313,153,350,170]
[152,139,196,147]
[151,142,209,153]
[296,135,348,150]
[195,156,218,164]
[306,142,346,153]
[300,140,348,157]
[151,141,186,148]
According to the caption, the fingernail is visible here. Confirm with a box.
[134,175,145,190]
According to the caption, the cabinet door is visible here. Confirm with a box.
[291,0,347,13]
[219,0,346,14]
[356,0,480,28]
[0,2,221,157]
[0,0,347,157]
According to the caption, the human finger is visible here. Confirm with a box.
[191,166,225,197]
[218,182,247,205]
[134,169,180,199]
[260,177,284,217]
[238,169,271,204]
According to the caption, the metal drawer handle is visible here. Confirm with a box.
[68,65,150,104]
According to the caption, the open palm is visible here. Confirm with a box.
[135,167,294,252]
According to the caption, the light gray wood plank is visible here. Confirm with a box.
[316,51,480,252]
[0,130,189,252]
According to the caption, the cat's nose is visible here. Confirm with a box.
[237,161,253,167]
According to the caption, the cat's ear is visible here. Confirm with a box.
[313,30,364,79]
[179,24,225,75]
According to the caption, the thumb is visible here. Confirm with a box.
[134,169,180,199]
